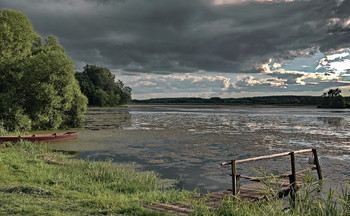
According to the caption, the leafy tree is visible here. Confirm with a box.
[0,9,38,131]
[0,9,37,67]
[0,9,87,131]
[116,80,132,105]
[319,88,348,108]
[22,36,88,129]
[76,65,132,107]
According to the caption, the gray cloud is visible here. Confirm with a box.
[118,69,350,99]
[1,0,350,74]
[127,73,231,96]
[230,73,350,93]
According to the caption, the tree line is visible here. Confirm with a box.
[133,96,322,105]
[133,94,350,107]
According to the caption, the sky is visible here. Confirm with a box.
[1,0,350,99]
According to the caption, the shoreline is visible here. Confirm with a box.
[1,142,350,215]
[93,104,319,110]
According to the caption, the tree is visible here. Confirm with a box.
[76,65,132,107]
[0,9,87,131]
[0,9,38,131]
[0,9,37,67]
[116,80,132,105]
[22,36,87,129]
[319,88,347,108]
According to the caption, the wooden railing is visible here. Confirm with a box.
[220,148,322,195]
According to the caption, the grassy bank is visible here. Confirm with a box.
[0,141,191,215]
[0,142,349,215]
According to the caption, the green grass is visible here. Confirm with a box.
[0,123,64,136]
[0,124,28,136]
[0,141,192,215]
[0,141,349,215]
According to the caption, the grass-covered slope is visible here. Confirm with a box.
[0,142,190,215]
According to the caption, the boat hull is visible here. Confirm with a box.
[0,132,79,143]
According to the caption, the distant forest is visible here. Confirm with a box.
[132,96,350,106]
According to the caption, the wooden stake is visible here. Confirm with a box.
[231,159,237,195]
[312,149,323,180]
[290,152,297,192]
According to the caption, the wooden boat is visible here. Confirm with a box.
[0,132,79,143]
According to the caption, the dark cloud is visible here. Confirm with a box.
[1,0,350,73]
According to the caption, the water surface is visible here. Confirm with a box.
[51,105,350,192]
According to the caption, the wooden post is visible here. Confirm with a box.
[289,152,297,207]
[231,159,237,195]
[288,174,295,208]
[312,149,323,180]
[290,152,297,192]
[312,148,323,192]
[236,175,240,194]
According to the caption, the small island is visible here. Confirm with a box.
[318,88,350,108]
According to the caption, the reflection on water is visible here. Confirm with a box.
[84,108,132,130]
[51,106,350,192]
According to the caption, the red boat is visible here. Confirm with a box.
[0,132,79,143]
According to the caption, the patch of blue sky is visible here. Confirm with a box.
[280,51,325,73]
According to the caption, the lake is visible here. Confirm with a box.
[51,105,350,192]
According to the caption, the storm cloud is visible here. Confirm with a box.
[2,0,350,98]
[1,0,350,74]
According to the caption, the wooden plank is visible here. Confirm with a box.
[220,149,313,165]
[236,149,313,164]
[293,149,314,154]
[236,152,291,164]
[143,203,194,215]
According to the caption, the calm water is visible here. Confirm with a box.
[51,105,350,192]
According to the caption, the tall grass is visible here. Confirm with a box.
[0,141,191,215]
[0,122,26,136]
[290,184,350,216]
[192,174,350,216]
[0,122,7,136]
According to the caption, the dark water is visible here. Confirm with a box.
[51,105,350,192]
